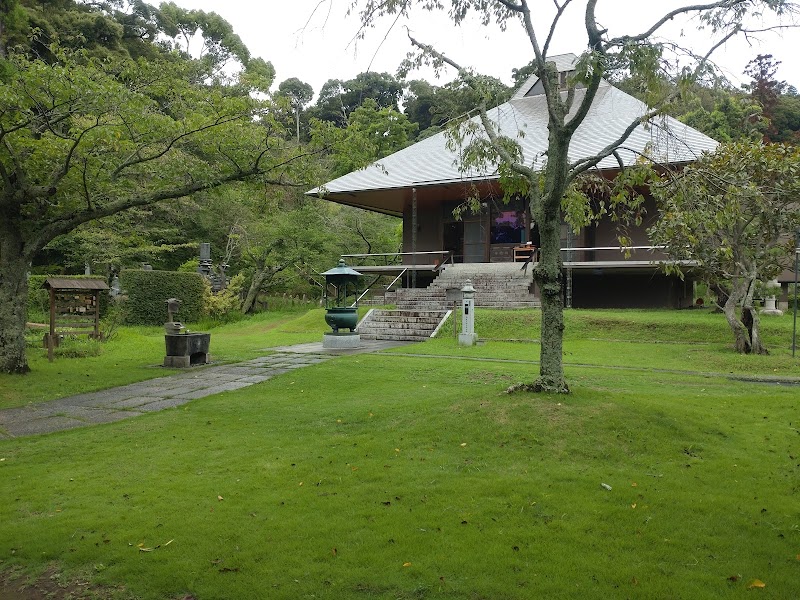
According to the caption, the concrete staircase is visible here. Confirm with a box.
[356,309,451,342]
[386,263,539,310]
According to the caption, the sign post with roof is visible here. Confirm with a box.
[42,278,109,361]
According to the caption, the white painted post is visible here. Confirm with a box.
[458,279,478,346]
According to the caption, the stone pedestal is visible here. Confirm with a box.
[761,279,783,316]
[323,332,361,349]
[458,332,478,346]
[164,333,211,367]
[761,296,783,316]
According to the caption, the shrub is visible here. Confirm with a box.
[120,269,206,325]
[202,273,245,323]
[53,336,103,358]
[178,258,200,273]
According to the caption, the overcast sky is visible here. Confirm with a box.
[175,0,799,98]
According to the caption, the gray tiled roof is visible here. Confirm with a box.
[311,61,717,196]
[512,53,579,100]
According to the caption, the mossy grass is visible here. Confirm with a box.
[1,351,799,598]
[4,308,798,411]
[2,310,326,410]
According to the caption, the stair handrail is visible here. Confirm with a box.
[385,268,408,292]
[351,268,408,307]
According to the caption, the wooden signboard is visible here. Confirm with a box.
[42,278,110,362]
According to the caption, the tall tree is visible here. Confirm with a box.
[351,0,798,392]
[309,71,405,127]
[312,98,418,177]
[650,142,800,354]
[277,77,314,143]
[0,47,311,374]
[743,53,787,141]
[403,77,510,138]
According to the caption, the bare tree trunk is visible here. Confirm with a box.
[710,281,729,313]
[534,205,566,392]
[721,276,768,354]
[529,133,569,393]
[723,287,751,353]
[741,274,768,355]
[0,225,32,374]
[241,269,269,314]
[0,19,6,60]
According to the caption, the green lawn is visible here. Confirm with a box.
[1,309,336,410]
[1,308,799,599]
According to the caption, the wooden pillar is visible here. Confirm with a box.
[93,292,100,339]
[411,187,417,289]
[48,288,55,362]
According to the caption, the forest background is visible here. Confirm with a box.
[2,0,800,309]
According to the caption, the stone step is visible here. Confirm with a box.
[360,317,444,325]
[368,310,447,318]
[356,309,449,342]
[359,332,433,342]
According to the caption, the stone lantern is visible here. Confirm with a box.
[761,279,783,316]
[321,259,363,349]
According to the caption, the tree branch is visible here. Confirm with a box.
[112,114,248,179]
[605,0,748,46]
[406,32,535,181]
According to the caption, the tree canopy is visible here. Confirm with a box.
[349,0,799,392]
[650,141,800,354]
[0,37,311,373]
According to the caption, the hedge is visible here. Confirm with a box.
[120,269,206,325]
[27,274,110,319]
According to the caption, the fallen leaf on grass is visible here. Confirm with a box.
[402,562,412,567]
[747,579,766,589]
[137,539,174,552]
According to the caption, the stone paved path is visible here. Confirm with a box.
[0,340,410,439]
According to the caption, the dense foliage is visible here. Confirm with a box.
[650,141,800,354]
[2,0,798,375]
[120,269,206,325]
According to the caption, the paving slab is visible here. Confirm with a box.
[109,396,168,409]
[135,398,194,412]
[171,380,254,401]
[0,340,414,438]
[266,340,411,355]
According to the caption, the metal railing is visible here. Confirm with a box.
[341,250,453,268]
[343,251,453,307]
[559,244,666,255]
